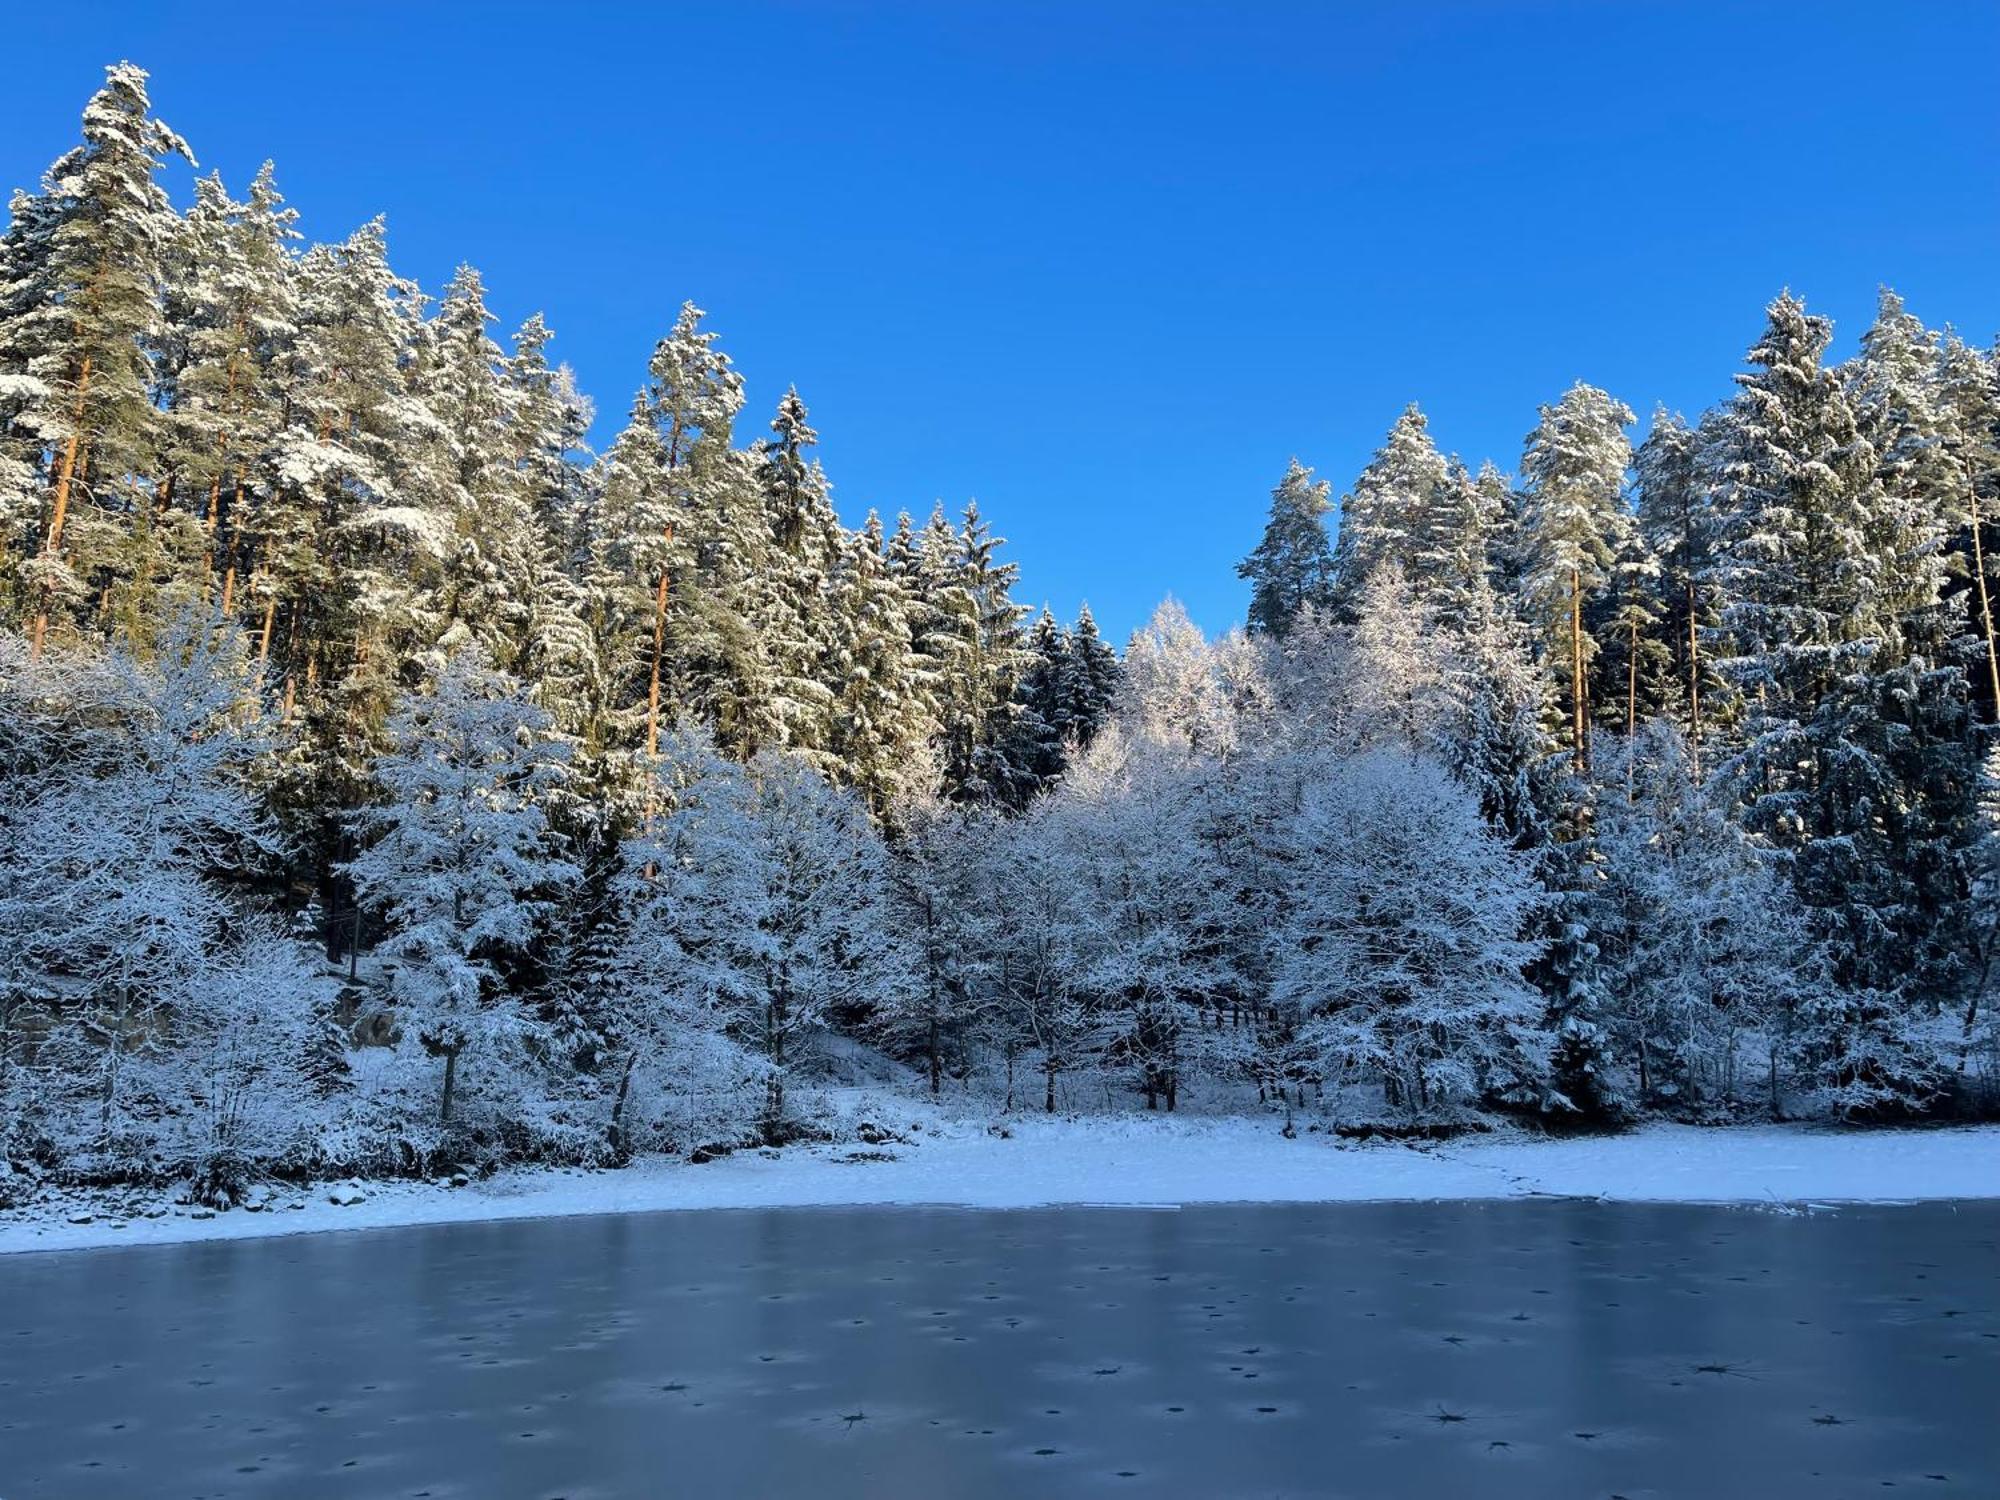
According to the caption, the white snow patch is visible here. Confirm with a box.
[3,1115,1994,1257]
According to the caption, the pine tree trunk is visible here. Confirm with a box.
[29,356,92,660]
[1626,617,1639,737]
[1570,567,1588,770]
[645,525,675,761]
[257,596,277,663]
[1686,580,1702,781]
[928,1016,942,1096]
[1971,490,2000,720]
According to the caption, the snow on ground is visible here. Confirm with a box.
[3,1101,1995,1257]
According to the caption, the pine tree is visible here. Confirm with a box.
[1634,408,1727,764]
[171,163,300,628]
[1518,382,1636,770]
[912,502,1032,806]
[1938,333,2000,717]
[0,64,193,656]
[1328,404,1457,613]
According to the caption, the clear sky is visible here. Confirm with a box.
[4,3,1996,643]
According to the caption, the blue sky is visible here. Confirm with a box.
[5,3,1996,643]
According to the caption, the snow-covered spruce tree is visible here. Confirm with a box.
[0,618,333,1193]
[1518,382,1637,770]
[1845,288,1956,660]
[1712,292,1979,1115]
[619,739,899,1137]
[908,502,1034,807]
[1592,722,1822,1116]
[1238,459,1335,636]
[1268,749,1550,1127]
[342,647,578,1146]
[598,728,770,1156]
[1327,403,1460,615]
[1003,606,1070,794]
[753,387,843,763]
[825,516,938,814]
[1057,602,1121,752]
[1594,524,1673,741]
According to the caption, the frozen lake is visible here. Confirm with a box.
[2,1200,1996,1498]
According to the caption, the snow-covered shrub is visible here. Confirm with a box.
[0,621,334,1187]
[1269,749,1550,1126]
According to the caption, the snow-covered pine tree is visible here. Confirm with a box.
[825,517,937,813]
[160,163,300,632]
[1328,404,1457,614]
[909,502,1033,806]
[1518,382,1637,771]
[1938,332,2000,717]
[0,64,193,657]
[1634,408,1727,764]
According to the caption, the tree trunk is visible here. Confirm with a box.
[1045,1054,1057,1113]
[1626,616,1639,737]
[1686,580,1702,781]
[608,1051,638,1158]
[928,1016,942,1096]
[29,356,92,660]
[1569,567,1588,771]
[439,1046,460,1127]
[217,478,247,616]
[1971,490,2000,720]
[645,525,675,761]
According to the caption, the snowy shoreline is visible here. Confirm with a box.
[4,1115,1996,1257]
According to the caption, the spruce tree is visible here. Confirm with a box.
[1237,458,1334,636]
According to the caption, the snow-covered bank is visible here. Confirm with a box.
[4,1115,1995,1256]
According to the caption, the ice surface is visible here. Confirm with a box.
[1,1200,1995,1497]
